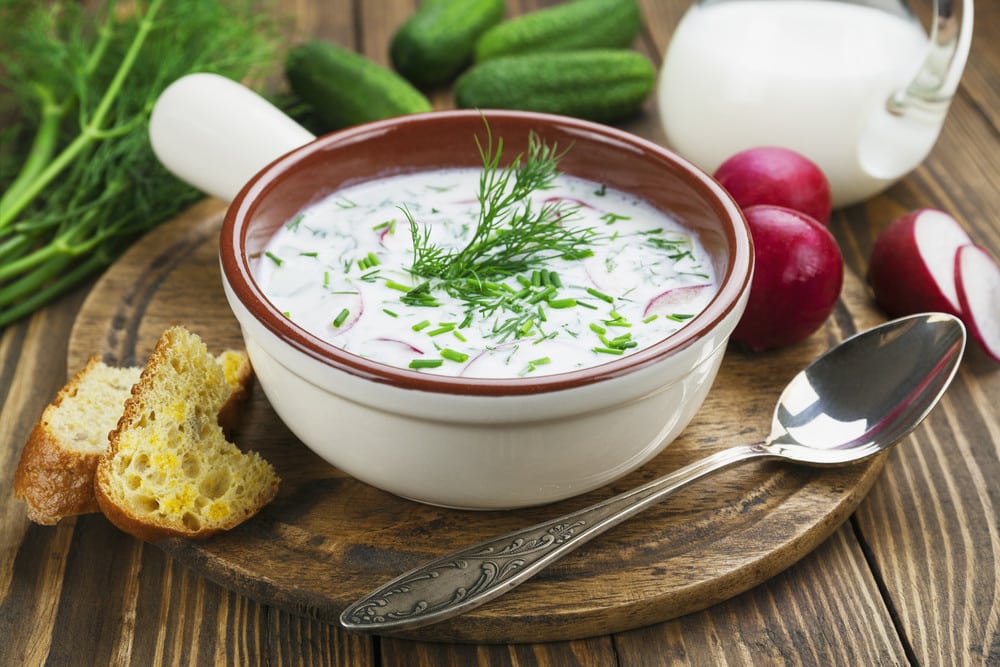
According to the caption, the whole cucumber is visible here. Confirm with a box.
[285,41,432,130]
[391,0,506,88]
[475,0,642,62]
[454,50,655,123]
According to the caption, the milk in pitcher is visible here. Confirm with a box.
[658,0,932,206]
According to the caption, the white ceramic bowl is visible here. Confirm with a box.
[151,76,753,509]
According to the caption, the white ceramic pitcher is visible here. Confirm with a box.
[657,0,974,207]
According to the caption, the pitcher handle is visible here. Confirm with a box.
[888,0,974,116]
[149,73,316,203]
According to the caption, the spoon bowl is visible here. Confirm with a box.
[341,313,966,632]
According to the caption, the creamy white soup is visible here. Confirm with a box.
[256,168,717,378]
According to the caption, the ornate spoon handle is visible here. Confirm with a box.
[340,443,767,633]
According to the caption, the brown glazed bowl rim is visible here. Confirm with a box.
[220,109,752,397]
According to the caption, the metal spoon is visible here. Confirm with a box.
[340,313,966,633]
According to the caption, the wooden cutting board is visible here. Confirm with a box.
[68,198,887,643]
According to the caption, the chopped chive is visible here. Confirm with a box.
[516,274,531,287]
[383,308,398,318]
[360,270,380,282]
[537,304,547,322]
[667,313,696,322]
[265,251,283,266]
[519,355,551,376]
[286,214,304,230]
[412,320,431,331]
[548,272,562,288]
[528,285,557,304]
[409,358,444,369]
[589,322,607,334]
[323,271,330,287]
[531,270,542,287]
[385,280,413,292]
[548,298,577,309]
[605,320,632,328]
[585,287,614,303]
[299,251,318,257]
[594,184,607,196]
[452,330,467,342]
[332,308,350,328]
[642,313,658,323]
[518,320,535,336]
[593,346,625,355]
[576,300,598,310]
[440,348,469,363]
[282,311,291,318]
[428,323,456,336]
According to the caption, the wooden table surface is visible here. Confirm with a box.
[2,1,998,664]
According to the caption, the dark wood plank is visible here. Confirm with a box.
[616,525,908,666]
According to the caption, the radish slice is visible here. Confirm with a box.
[643,284,713,318]
[372,337,424,355]
[955,244,1000,362]
[868,208,972,317]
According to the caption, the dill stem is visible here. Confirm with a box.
[0,254,106,328]
[0,181,126,281]
[0,89,65,226]
[0,0,165,228]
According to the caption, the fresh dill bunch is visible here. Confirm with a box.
[0,0,283,328]
[401,124,598,339]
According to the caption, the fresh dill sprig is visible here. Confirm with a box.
[399,123,598,340]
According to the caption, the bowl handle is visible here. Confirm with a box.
[149,73,316,203]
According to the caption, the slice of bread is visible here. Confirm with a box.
[15,345,255,526]
[94,327,278,541]
[14,359,142,525]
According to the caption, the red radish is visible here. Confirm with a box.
[643,284,713,318]
[732,205,843,352]
[955,244,1000,362]
[713,146,832,224]
[868,208,972,318]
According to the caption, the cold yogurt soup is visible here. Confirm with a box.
[256,166,718,378]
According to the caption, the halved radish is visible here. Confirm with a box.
[643,284,713,318]
[955,244,1000,362]
[868,208,972,317]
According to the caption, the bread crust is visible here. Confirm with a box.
[14,358,107,524]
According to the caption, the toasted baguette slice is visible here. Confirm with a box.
[15,349,254,526]
[95,327,278,541]
[14,359,141,525]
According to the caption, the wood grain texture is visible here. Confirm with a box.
[2,0,998,664]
